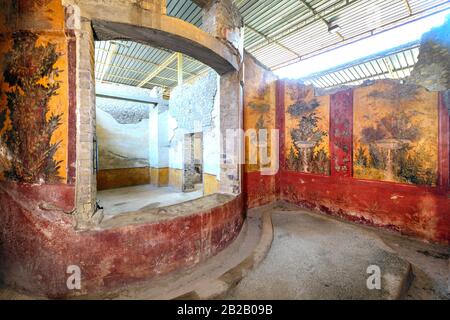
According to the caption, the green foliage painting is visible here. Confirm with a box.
[285,85,329,174]
[353,82,438,186]
[1,31,63,183]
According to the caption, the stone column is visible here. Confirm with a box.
[219,70,244,195]
[73,10,101,228]
[200,0,244,195]
[201,0,244,57]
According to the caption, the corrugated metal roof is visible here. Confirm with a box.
[94,0,208,94]
[94,40,211,93]
[300,41,421,88]
[94,0,449,91]
[237,0,450,70]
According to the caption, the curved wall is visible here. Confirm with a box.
[0,0,245,297]
[0,182,244,297]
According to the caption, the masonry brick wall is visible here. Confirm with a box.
[409,17,450,91]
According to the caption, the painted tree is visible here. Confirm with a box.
[355,146,368,167]
[1,31,63,183]
[291,113,325,144]
[286,90,329,173]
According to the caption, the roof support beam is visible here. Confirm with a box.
[184,67,210,84]
[270,2,447,70]
[403,0,413,15]
[313,65,415,88]
[297,0,345,40]
[246,24,301,59]
[177,53,183,85]
[95,47,198,76]
[247,0,356,54]
[383,57,395,78]
[137,53,177,87]
[99,42,118,82]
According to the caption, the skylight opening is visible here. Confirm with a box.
[274,9,450,80]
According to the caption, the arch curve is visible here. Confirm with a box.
[73,1,240,74]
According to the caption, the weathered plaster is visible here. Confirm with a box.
[168,71,220,178]
[96,108,150,169]
[96,82,157,174]
[0,0,246,297]
[278,79,450,244]
[409,16,450,91]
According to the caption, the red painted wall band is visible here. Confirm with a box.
[438,92,450,190]
[330,89,353,178]
[277,83,450,243]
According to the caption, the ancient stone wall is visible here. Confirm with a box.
[168,71,220,191]
[201,0,244,56]
[409,17,450,91]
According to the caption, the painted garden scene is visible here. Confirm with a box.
[353,81,439,186]
[284,82,330,175]
[244,56,276,172]
[0,31,63,183]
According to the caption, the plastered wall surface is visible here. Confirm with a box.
[0,0,71,183]
[168,71,221,190]
[96,108,150,169]
[0,0,246,297]
[243,54,279,208]
[279,79,450,244]
[149,104,169,169]
[242,18,450,243]
[96,83,158,189]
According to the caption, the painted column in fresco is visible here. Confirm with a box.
[330,89,353,178]
[242,55,278,208]
[438,91,450,190]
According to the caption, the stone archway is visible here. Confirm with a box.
[0,0,247,297]
[65,0,244,226]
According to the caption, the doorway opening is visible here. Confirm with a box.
[183,132,203,192]
[93,40,221,218]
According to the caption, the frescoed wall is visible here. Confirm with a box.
[243,54,277,173]
[0,0,70,184]
[0,0,249,298]
[284,81,330,175]
[353,81,438,186]
[243,54,278,208]
[279,78,450,244]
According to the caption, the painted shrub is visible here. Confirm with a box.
[353,81,438,186]
[285,81,330,174]
[0,0,69,183]
[0,31,63,183]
